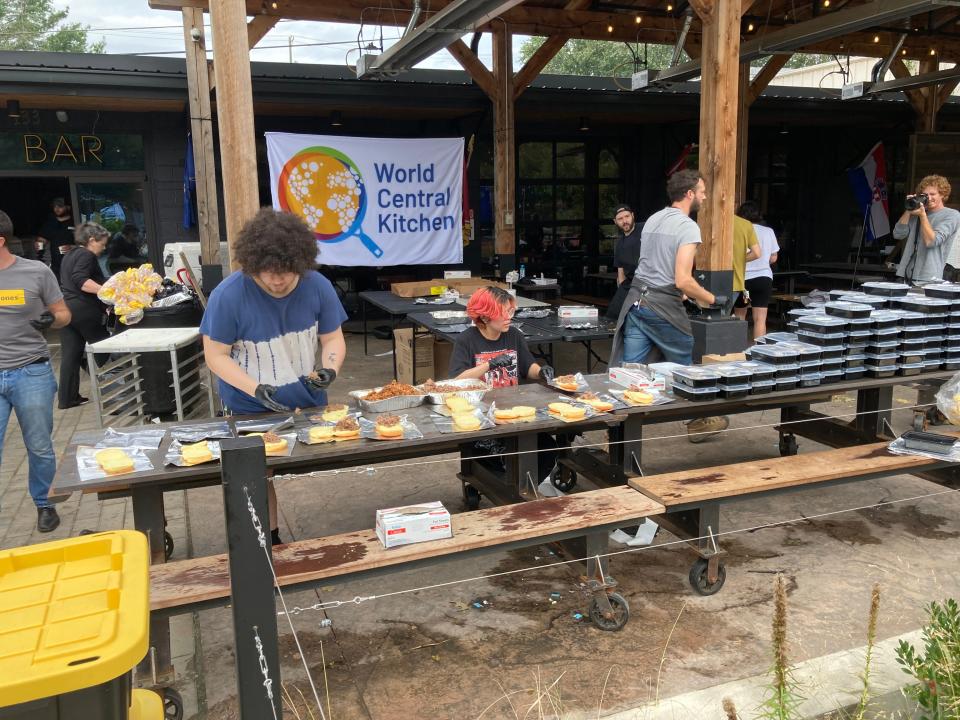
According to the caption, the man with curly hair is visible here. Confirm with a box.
[894,174,960,283]
[201,208,347,543]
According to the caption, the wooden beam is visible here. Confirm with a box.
[447,40,496,101]
[696,0,740,277]
[513,0,591,99]
[736,62,749,208]
[147,0,960,63]
[247,14,277,48]
[182,7,222,270]
[747,54,791,105]
[492,26,515,258]
[688,0,714,23]
[938,68,960,107]
[890,58,927,116]
[209,0,259,272]
[514,35,567,100]
[921,58,940,132]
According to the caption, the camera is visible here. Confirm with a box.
[906,193,929,211]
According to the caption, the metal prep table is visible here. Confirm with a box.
[85,327,214,428]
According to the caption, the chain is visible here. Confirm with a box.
[244,487,267,549]
[253,626,279,720]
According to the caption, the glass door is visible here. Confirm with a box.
[71,178,151,274]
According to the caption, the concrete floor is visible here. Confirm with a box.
[2,324,958,719]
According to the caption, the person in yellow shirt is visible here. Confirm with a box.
[732,215,761,307]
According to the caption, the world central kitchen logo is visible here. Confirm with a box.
[277,146,456,258]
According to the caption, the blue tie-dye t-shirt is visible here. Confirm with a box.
[200,271,347,414]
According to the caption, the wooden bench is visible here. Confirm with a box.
[628,437,958,595]
[150,486,664,629]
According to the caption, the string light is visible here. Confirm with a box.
[823,0,830,6]
[666,3,673,11]
[873,35,880,43]
[930,47,938,55]
[635,15,642,24]
[902,48,908,55]
[747,22,755,32]
[607,24,614,32]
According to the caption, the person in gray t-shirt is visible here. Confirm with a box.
[611,169,716,367]
[893,174,960,283]
[0,209,71,533]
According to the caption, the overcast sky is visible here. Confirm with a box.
[52,0,530,70]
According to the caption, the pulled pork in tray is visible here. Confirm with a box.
[362,380,421,401]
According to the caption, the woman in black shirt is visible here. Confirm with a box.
[58,222,110,409]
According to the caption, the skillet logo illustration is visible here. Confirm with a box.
[277,146,383,258]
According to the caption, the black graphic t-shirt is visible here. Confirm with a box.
[449,326,535,388]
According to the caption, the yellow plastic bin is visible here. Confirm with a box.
[0,531,151,719]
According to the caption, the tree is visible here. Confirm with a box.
[519,37,861,78]
[0,1,105,53]
[518,37,680,77]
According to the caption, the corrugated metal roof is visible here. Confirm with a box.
[0,50,940,107]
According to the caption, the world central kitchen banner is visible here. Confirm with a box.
[266,132,464,266]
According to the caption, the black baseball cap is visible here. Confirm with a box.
[613,204,633,217]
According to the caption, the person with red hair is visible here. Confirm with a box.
[449,286,553,388]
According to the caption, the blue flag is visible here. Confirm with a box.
[183,133,197,229]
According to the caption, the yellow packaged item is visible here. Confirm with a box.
[94,448,135,475]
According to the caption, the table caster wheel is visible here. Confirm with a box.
[462,483,481,510]
[778,434,798,457]
[163,687,184,720]
[551,466,577,493]
[689,558,726,596]
[589,592,629,631]
[164,531,174,561]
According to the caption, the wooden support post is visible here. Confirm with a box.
[693,0,741,287]
[492,26,516,266]
[889,59,927,117]
[209,0,260,272]
[736,62,749,208]
[921,58,940,133]
[182,7,223,280]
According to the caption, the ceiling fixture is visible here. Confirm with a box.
[356,0,527,78]
[330,110,343,127]
[6,99,20,118]
[579,116,589,132]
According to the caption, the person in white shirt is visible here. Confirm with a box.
[733,201,779,339]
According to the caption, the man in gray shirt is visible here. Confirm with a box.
[611,169,716,366]
[0,209,71,533]
[894,174,960,283]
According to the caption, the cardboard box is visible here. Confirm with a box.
[558,305,599,327]
[445,278,508,295]
[391,279,449,298]
[701,352,746,365]
[394,330,455,383]
[376,501,452,549]
[608,365,664,391]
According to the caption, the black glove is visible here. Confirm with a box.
[305,367,337,390]
[254,384,289,412]
[30,311,54,332]
[487,354,512,370]
[538,365,555,383]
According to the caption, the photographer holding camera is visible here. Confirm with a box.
[893,175,960,284]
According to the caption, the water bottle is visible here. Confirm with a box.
[519,264,526,279]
